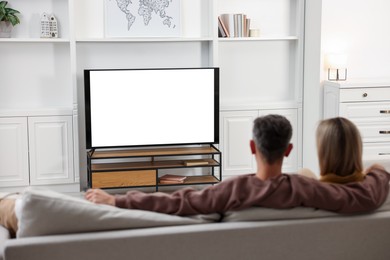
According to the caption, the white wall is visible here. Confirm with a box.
[303,0,390,174]
[321,0,390,79]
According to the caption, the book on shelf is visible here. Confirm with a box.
[159,179,186,184]
[245,18,251,37]
[218,13,250,38]
[159,174,187,184]
[184,160,209,166]
[218,16,229,37]
[219,14,235,37]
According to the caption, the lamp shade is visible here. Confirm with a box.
[327,53,348,69]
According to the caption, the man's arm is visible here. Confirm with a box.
[85,175,288,215]
[86,169,390,215]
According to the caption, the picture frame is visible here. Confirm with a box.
[104,0,181,38]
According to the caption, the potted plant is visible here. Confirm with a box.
[0,1,20,38]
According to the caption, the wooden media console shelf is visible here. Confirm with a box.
[87,145,222,191]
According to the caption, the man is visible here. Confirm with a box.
[85,115,390,215]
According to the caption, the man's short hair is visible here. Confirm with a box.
[252,114,292,164]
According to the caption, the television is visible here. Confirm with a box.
[84,67,219,149]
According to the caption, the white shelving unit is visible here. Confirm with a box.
[0,0,79,191]
[0,0,305,190]
[216,0,305,176]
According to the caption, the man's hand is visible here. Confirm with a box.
[85,189,115,206]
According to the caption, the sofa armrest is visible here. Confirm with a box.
[0,225,10,260]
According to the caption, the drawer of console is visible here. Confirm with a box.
[355,122,390,143]
[92,170,156,188]
[363,143,390,171]
[340,87,390,102]
[340,102,390,120]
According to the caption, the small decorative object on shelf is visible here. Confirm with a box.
[41,13,59,38]
[0,1,21,38]
[49,14,58,38]
[249,29,260,37]
[40,13,50,38]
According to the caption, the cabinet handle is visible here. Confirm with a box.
[362,93,368,97]
[379,130,390,134]
[379,153,390,155]
[380,110,390,114]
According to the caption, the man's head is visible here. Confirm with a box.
[251,114,293,164]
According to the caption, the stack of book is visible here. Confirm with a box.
[159,174,187,184]
[218,13,251,38]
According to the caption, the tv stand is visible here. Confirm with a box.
[87,145,222,191]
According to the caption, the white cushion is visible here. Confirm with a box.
[15,188,220,238]
[222,191,390,222]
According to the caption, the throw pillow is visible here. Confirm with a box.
[15,188,220,238]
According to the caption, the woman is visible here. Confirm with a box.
[300,117,385,182]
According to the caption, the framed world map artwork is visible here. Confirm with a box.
[105,0,181,37]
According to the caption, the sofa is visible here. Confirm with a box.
[1,189,390,260]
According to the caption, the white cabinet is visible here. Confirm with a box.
[28,116,74,185]
[220,108,299,176]
[324,79,390,171]
[0,118,29,187]
[0,116,74,188]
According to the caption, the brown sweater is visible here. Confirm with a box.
[115,169,390,215]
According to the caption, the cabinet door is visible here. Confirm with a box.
[258,109,298,173]
[28,116,74,185]
[0,117,29,187]
[220,111,258,176]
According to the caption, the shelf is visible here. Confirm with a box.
[92,158,219,172]
[91,146,220,159]
[0,38,70,43]
[0,107,74,117]
[76,37,213,43]
[88,145,222,191]
[220,100,300,111]
[158,175,219,186]
[218,36,299,42]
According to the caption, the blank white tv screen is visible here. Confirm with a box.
[85,68,219,148]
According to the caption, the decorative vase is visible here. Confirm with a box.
[0,21,13,38]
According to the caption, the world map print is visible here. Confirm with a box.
[105,0,180,37]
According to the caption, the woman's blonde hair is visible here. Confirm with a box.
[316,117,363,176]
